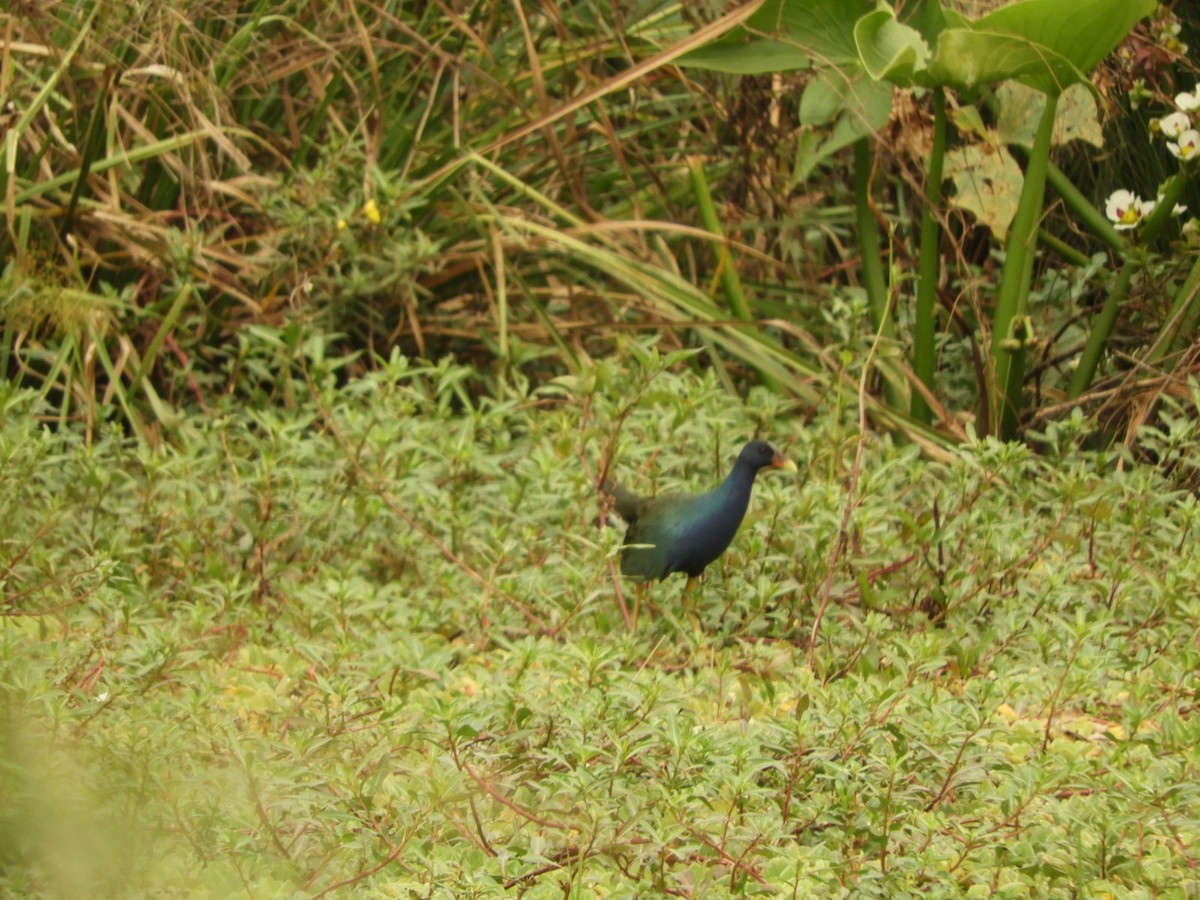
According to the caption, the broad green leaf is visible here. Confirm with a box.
[855,9,930,85]
[945,143,1023,239]
[974,0,1156,75]
[746,0,870,67]
[1051,84,1103,148]
[677,0,950,83]
[928,0,1155,96]
[680,0,1151,94]
[678,0,870,75]
[996,82,1102,149]
[928,28,1085,95]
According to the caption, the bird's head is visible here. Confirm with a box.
[740,439,798,473]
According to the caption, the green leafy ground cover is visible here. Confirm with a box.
[3,350,1200,897]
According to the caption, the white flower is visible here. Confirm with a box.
[1176,90,1200,112]
[1160,112,1192,138]
[1162,198,1188,216]
[1106,189,1145,229]
[1168,129,1200,161]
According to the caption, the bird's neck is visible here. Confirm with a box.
[714,460,757,508]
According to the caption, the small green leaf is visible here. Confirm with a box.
[799,69,893,130]
[793,71,892,182]
[675,37,808,75]
[798,71,847,127]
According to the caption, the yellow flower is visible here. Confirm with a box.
[363,198,382,224]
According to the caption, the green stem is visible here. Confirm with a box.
[1146,253,1200,366]
[688,156,751,322]
[688,155,779,392]
[129,282,194,398]
[1043,162,1124,254]
[853,139,902,411]
[1174,258,1200,354]
[1068,171,1189,397]
[990,93,1058,440]
[1008,122,1124,256]
[855,139,892,339]
[912,88,946,425]
[1036,228,1091,268]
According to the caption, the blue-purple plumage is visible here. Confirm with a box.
[606,440,796,582]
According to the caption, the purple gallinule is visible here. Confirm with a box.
[606,440,796,596]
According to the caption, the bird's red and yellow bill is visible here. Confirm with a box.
[771,451,798,472]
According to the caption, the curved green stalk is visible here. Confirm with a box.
[990,94,1058,441]
[912,88,947,425]
[1068,171,1189,397]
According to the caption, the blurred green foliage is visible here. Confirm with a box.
[4,342,1200,895]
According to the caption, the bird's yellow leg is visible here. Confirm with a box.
[631,582,646,633]
[683,576,701,632]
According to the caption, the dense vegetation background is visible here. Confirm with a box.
[3,0,1200,896]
